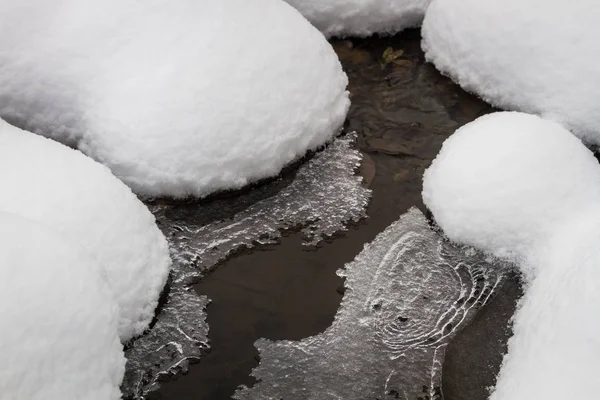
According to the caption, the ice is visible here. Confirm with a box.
[422,0,600,145]
[284,0,431,38]
[423,112,600,399]
[122,133,371,398]
[149,133,371,271]
[0,119,170,342]
[0,0,349,198]
[123,289,210,397]
[234,208,509,400]
[0,212,125,400]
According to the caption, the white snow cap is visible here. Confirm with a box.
[491,213,600,400]
[0,212,125,400]
[423,111,600,399]
[0,0,349,198]
[423,112,600,267]
[284,0,431,37]
[422,0,600,144]
[0,119,171,341]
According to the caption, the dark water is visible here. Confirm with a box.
[149,29,520,400]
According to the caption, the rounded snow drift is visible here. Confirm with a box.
[490,212,600,400]
[422,0,600,144]
[283,0,431,37]
[0,0,350,198]
[0,212,124,400]
[0,120,171,341]
[422,112,600,262]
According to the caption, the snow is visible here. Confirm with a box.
[423,111,600,399]
[421,0,600,145]
[491,213,600,400]
[422,112,600,270]
[0,0,349,198]
[284,0,431,37]
[0,119,171,342]
[0,212,125,400]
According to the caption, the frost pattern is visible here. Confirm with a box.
[234,208,509,400]
[154,132,371,274]
[122,288,210,397]
[122,133,371,398]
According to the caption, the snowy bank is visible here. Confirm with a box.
[283,0,431,37]
[0,0,349,198]
[0,120,171,341]
[422,0,600,144]
[423,112,600,399]
[0,212,125,400]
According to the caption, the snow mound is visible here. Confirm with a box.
[0,0,349,198]
[0,212,125,400]
[423,111,600,399]
[422,0,600,144]
[284,0,431,37]
[491,213,600,400]
[0,120,171,341]
[422,112,600,267]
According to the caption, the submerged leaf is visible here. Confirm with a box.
[381,47,404,69]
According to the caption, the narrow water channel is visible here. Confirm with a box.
[148,29,521,400]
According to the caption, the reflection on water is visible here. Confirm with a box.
[234,208,508,400]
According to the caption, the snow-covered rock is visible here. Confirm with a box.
[0,119,171,341]
[283,0,431,37]
[423,111,600,399]
[422,112,600,268]
[0,0,349,198]
[0,212,125,400]
[422,0,600,145]
[491,213,600,400]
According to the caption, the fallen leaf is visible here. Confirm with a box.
[381,47,404,69]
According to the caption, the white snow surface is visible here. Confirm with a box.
[0,0,349,198]
[490,213,600,400]
[422,112,600,269]
[0,212,125,400]
[0,119,171,341]
[422,0,600,145]
[423,111,600,399]
[284,0,431,37]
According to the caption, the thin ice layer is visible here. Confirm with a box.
[122,133,371,398]
[122,288,209,396]
[235,208,509,400]
[150,132,371,272]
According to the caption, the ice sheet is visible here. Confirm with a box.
[235,208,509,400]
[122,133,371,398]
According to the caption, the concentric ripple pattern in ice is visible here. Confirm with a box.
[235,207,509,400]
